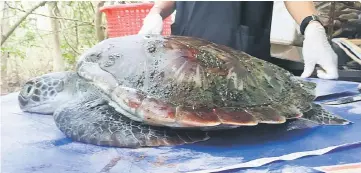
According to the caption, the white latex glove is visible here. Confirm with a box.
[138,13,163,35]
[301,22,339,80]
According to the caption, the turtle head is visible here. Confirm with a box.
[18,71,78,114]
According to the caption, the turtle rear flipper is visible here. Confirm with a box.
[300,103,351,125]
[53,94,209,148]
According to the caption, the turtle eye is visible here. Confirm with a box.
[21,82,35,98]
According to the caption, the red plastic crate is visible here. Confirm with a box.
[100,3,172,38]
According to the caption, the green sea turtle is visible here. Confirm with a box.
[18,34,351,148]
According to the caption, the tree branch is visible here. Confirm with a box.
[55,3,81,55]
[6,3,94,26]
[9,24,90,45]
[95,1,105,42]
[1,1,47,46]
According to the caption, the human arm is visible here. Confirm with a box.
[138,1,175,34]
[149,1,176,19]
[284,1,318,25]
[284,1,339,79]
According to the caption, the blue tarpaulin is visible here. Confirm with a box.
[1,78,360,173]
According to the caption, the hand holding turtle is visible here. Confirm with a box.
[138,13,163,35]
[138,1,175,35]
[301,21,339,80]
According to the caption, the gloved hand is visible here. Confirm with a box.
[301,21,339,80]
[138,13,163,35]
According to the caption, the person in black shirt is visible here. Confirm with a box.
[139,1,339,80]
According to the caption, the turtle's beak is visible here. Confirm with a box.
[17,80,55,114]
[18,81,36,108]
[18,94,29,108]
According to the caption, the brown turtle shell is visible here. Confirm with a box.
[76,34,316,129]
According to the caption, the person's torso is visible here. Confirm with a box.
[172,1,274,60]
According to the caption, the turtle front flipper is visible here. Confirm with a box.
[53,94,209,148]
[299,103,351,125]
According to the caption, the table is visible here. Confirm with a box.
[1,78,360,173]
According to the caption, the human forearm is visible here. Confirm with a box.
[138,1,175,34]
[149,1,176,19]
[286,2,339,79]
[284,1,318,25]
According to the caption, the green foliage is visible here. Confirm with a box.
[24,30,36,45]
[1,1,111,94]
[62,52,76,64]
[56,1,98,64]
[2,2,35,59]
[2,1,101,65]
[60,43,76,64]
[1,46,26,59]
